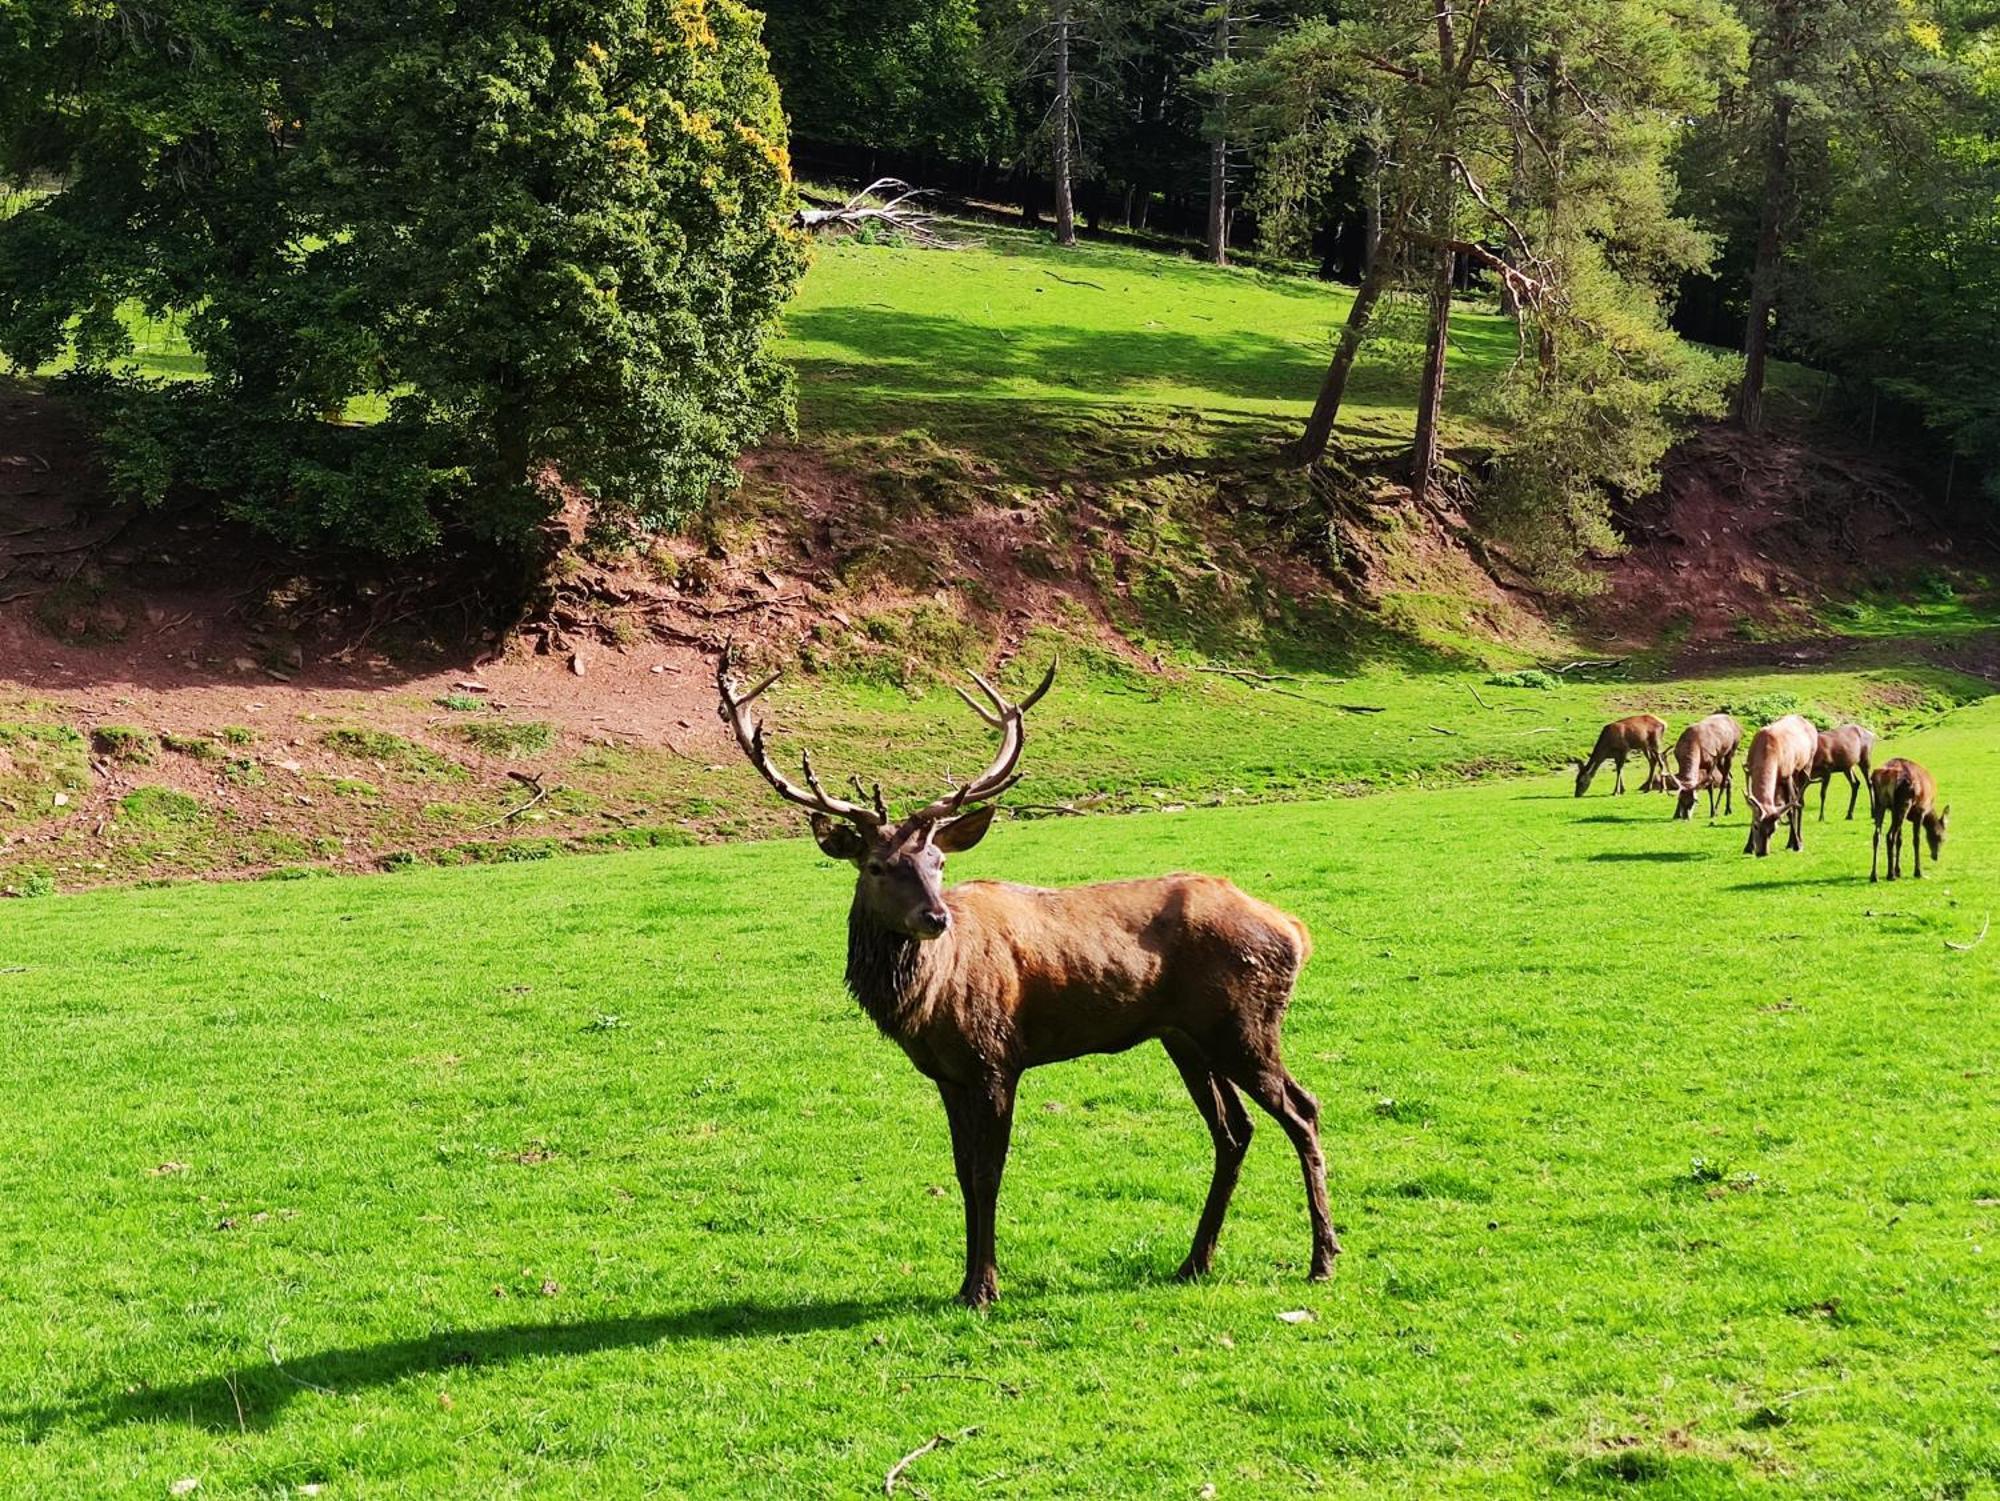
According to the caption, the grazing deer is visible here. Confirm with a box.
[1666,713,1742,820]
[1574,714,1668,797]
[1742,715,1818,856]
[1810,724,1875,821]
[716,653,1337,1308]
[1869,758,1949,882]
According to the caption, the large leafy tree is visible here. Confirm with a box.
[0,0,804,560]
[1794,7,2000,501]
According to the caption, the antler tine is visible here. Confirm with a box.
[901,656,1057,827]
[714,649,882,827]
[951,681,1005,728]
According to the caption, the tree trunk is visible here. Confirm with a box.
[1410,232,1454,499]
[1410,4,1461,501]
[1497,60,1530,318]
[1204,1,1231,265]
[1295,231,1398,464]
[1052,4,1078,247]
[1736,0,1796,431]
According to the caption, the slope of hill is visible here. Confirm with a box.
[3,230,1996,892]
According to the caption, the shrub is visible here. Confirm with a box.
[219,726,258,746]
[0,0,804,560]
[1485,669,1560,691]
[1718,693,1828,728]
[436,695,487,714]
[5,865,56,898]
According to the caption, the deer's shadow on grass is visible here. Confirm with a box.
[1585,850,1706,863]
[10,1295,917,1439]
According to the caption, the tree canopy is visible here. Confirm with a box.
[0,0,804,558]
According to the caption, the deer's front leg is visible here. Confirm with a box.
[939,1076,1015,1309]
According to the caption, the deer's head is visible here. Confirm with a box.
[718,651,1056,941]
[1744,789,1792,856]
[1925,804,1951,861]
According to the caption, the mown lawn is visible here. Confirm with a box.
[2,693,1995,1497]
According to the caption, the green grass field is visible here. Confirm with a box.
[4,693,1995,1498]
[21,225,1520,455]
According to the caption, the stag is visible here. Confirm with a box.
[1742,715,1817,856]
[716,652,1337,1308]
[1810,724,1875,821]
[1666,713,1742,820]
[1574,714,1668,797]
[1870,758,1949,882]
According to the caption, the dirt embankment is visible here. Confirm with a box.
[1589,424,1986,653]
[1,378,1993,892]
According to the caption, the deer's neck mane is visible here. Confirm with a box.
[845,897,938,1039]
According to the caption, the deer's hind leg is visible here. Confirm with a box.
[1208,1028,1339,1280]
[1162,1033,1252,1282]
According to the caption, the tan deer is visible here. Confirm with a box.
[1574,714,1668,797]
[717,653,1338,1308]
[1666,713,1742,820]
[1810,724,1875,821]
[1869,758,1949,882]
[1742,715,1818,856]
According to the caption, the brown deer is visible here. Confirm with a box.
[1742,715,1818,856]
[1574,714,1668,797]
[716,653,1338,1308]
[1869,758,1949,882]
[1665,713,1742,820]
[1810,724,1875,821]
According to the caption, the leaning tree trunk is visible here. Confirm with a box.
[1052,3,1078,248]
[1295,234,1397,464]
[1204,1,1232,265]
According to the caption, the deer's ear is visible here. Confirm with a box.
[810,814,869,863]
[932,803,997,854]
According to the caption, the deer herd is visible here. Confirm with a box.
[1576,710,1948,878]
[715,649,1955,1308]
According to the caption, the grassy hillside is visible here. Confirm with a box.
[2,695,1995,1497]
[785,230,1515,453]
[34,226,1517,454]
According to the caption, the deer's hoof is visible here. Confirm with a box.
[1174,1255,1212,1283]
[1308,1248,1341,1282]
[955,1279,998,1310]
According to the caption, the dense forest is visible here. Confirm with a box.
[2,0,1996,592]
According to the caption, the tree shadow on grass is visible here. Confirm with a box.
[7,1294,919,1439]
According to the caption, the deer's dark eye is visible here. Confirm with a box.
[865,861,885,877]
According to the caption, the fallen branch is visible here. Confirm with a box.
[886,1427,980,1496]
[1427,724,1458,736]
[1196,666,1304,684]
[1550,658,1626,674]
[1945,913,1990,953]
[798,179,970,250]
[1465,683,1492,710]
[479,772,556,829]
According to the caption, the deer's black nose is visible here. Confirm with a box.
[913,907,950,939]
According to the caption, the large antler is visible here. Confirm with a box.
[901,657,1058,827]
[716,650,886,828]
